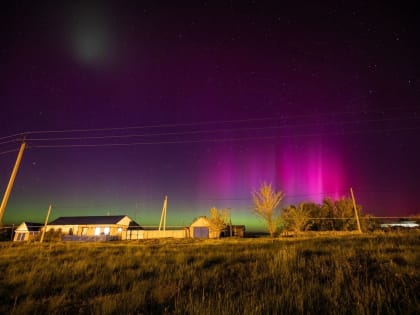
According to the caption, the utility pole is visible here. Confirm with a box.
[159,195,168,231]
[229,216,233,237]
[134,202,138,221]
[350,187,362,233]
[0,141,26,225]
[40,204,52,243]
[11,224,14,241]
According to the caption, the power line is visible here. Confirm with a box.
[0,132,27,142]
[23,116,420,142]
[25,126,420,150]
[1,114,293,140]
[1,105,418,141]
[0,148,19,156]
[0,139,20,146]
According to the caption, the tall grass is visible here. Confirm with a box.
[0,232,419,314]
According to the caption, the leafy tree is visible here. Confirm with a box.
[282,203,312,234]
[318,197,363,231]
[334,197,358,230]
[298,201,323,231]
[360,213,379,232]
[208,207,229,238]
[320,198,336,230]
[252,182,284,237]
[299,198,364,231]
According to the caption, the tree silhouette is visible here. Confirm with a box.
[252,182,284,237]
[282,203,312,234]
[208,207,229,238]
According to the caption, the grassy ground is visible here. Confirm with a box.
[0,231,419,314]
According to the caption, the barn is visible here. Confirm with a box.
[45,215,141,241]
[13,222,42,241]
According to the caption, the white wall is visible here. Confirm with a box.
[122,229,188,240]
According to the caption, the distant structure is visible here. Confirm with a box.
[380,221,419,228]
[13,222,42,241]
[45,215,141,241]
[190,216,245,238]
[190,216,214,238]
[13,214,246,241]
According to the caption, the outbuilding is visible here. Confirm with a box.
[229,225,246,237]
[13,222,42,241]
[190,216,230,239]
[190,216,212,238]
[189,216,246,238]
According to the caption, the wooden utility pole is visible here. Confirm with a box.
[159,195,168,231]
[350,187,362,233]
[40,204,52,243]
[0,141,26,225]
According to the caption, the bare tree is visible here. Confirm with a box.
[252,182,284,237]
[208,207,229,238]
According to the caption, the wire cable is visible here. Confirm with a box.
[24,116,420,142]
[0,138,20,146]
[0,148,19,156]
[0,132,26,142]
[1,105,418,140]
[26,126,420,149]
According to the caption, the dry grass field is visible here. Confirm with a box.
[0,231,419,314]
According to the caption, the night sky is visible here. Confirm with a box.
[1,1,419,230]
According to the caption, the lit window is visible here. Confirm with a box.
[117,227,122,233]
[94,227,100,236]
[104,227,110,235]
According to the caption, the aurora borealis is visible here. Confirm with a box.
[1,1,419,230]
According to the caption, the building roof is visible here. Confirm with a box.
[190,216,211,225]
[24,222,42,232]
[48,215,138,226]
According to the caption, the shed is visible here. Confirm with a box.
[46,215,141,240]
[220,225,246,237]
[190,216,223,239]
[13,222,42,241]
[230,225,245,237]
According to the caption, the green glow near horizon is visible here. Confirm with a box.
[2,200,267,232]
